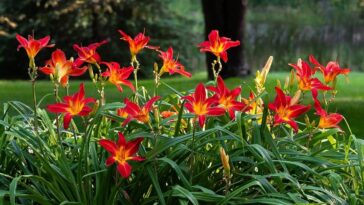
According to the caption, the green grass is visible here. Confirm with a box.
[0,71,362,136]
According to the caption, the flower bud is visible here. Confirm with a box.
[219,147,230,176]
[88,65,94,80]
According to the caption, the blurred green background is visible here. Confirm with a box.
[1,0,364,78]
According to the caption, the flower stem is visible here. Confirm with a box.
[190,119,198,183]
[94,63,105,106]
[131,56,140,103]
[28,58,39,135]
[54,83,63,150]
[211,57,222,83]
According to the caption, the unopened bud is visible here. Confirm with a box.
[290,90,301,106]
[91,100,100,115]
[88,65,94,80]
[289,69,295,88]
[304,114,311,128]
[219,147,230,176]
[276,80,281,89]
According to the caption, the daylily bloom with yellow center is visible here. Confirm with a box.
[16,34,54,60]
[312,90,343,129]
[207,76,249,119]
[73,40,108,65]
[268,87,311,132]
[289,59,332,91]
[47,83,95,129]
[158,47,192,78]
[198,30,240,63]
[39,49,87,87]
[182,83,225,127]
[99,132,144,178]
[118,29,158,57]
[309,55,350,84]
[101,62,135,92]
[122,96,161,126]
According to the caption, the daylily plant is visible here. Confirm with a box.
[312,89,343,129]
[40,49,87,87]
[289,59,332,91]
[182,83,225,127]
[207,76,249,119]
[47,83,96,129]
[101,62,135,92]
[16,34,54,61]
[198,30,240,63]
[309,55,351,84]
[122,96,161,126]
[73,40,108,65]
[99,132,144,178]
[158,47,191,78]
[118,29,158,58]
[268,87,311,132]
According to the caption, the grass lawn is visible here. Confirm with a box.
[0,72,362,136]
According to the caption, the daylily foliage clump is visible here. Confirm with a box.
[1,29,363,205]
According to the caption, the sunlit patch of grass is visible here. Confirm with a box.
[0,71,362,135]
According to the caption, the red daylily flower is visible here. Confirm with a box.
[268,87,311,132]
[309,55,351,84]
[289,60,332,91]
[207,76,249,119]
[99,132,144,178]
[198,30,240,63]
[16,34,54,59]
[158,47,191,78]
[39,49,87,87]
[182,83,225,127]
[312,90,343,129]
[47,83,96,129]
[122,96,161,126]
[101,62,135,92]
[73,40,108,65]
[118,29,158,57]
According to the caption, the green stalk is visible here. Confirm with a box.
[28,58,39,134]
[131,55,140,103]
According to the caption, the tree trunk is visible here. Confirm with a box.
[202,0,249,80]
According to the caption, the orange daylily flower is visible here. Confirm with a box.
[118,29,158,57]
[309,55,351,84]
[198,30,240,63]
[47,83,96,129]
[158,47,192,78]
[289,60,332,91]
[39,49,87,87]
[182,83,225,127]
[99,132,144,178]
[101,62,135,92]
[207,76,249,119]
[122,96,161,126]
[161,110,177,119]
[268,87,311,132]
[16,34,54,59]
[312,90,343,129]
[73,40,108,65]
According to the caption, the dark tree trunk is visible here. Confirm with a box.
[202,0,249,80]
